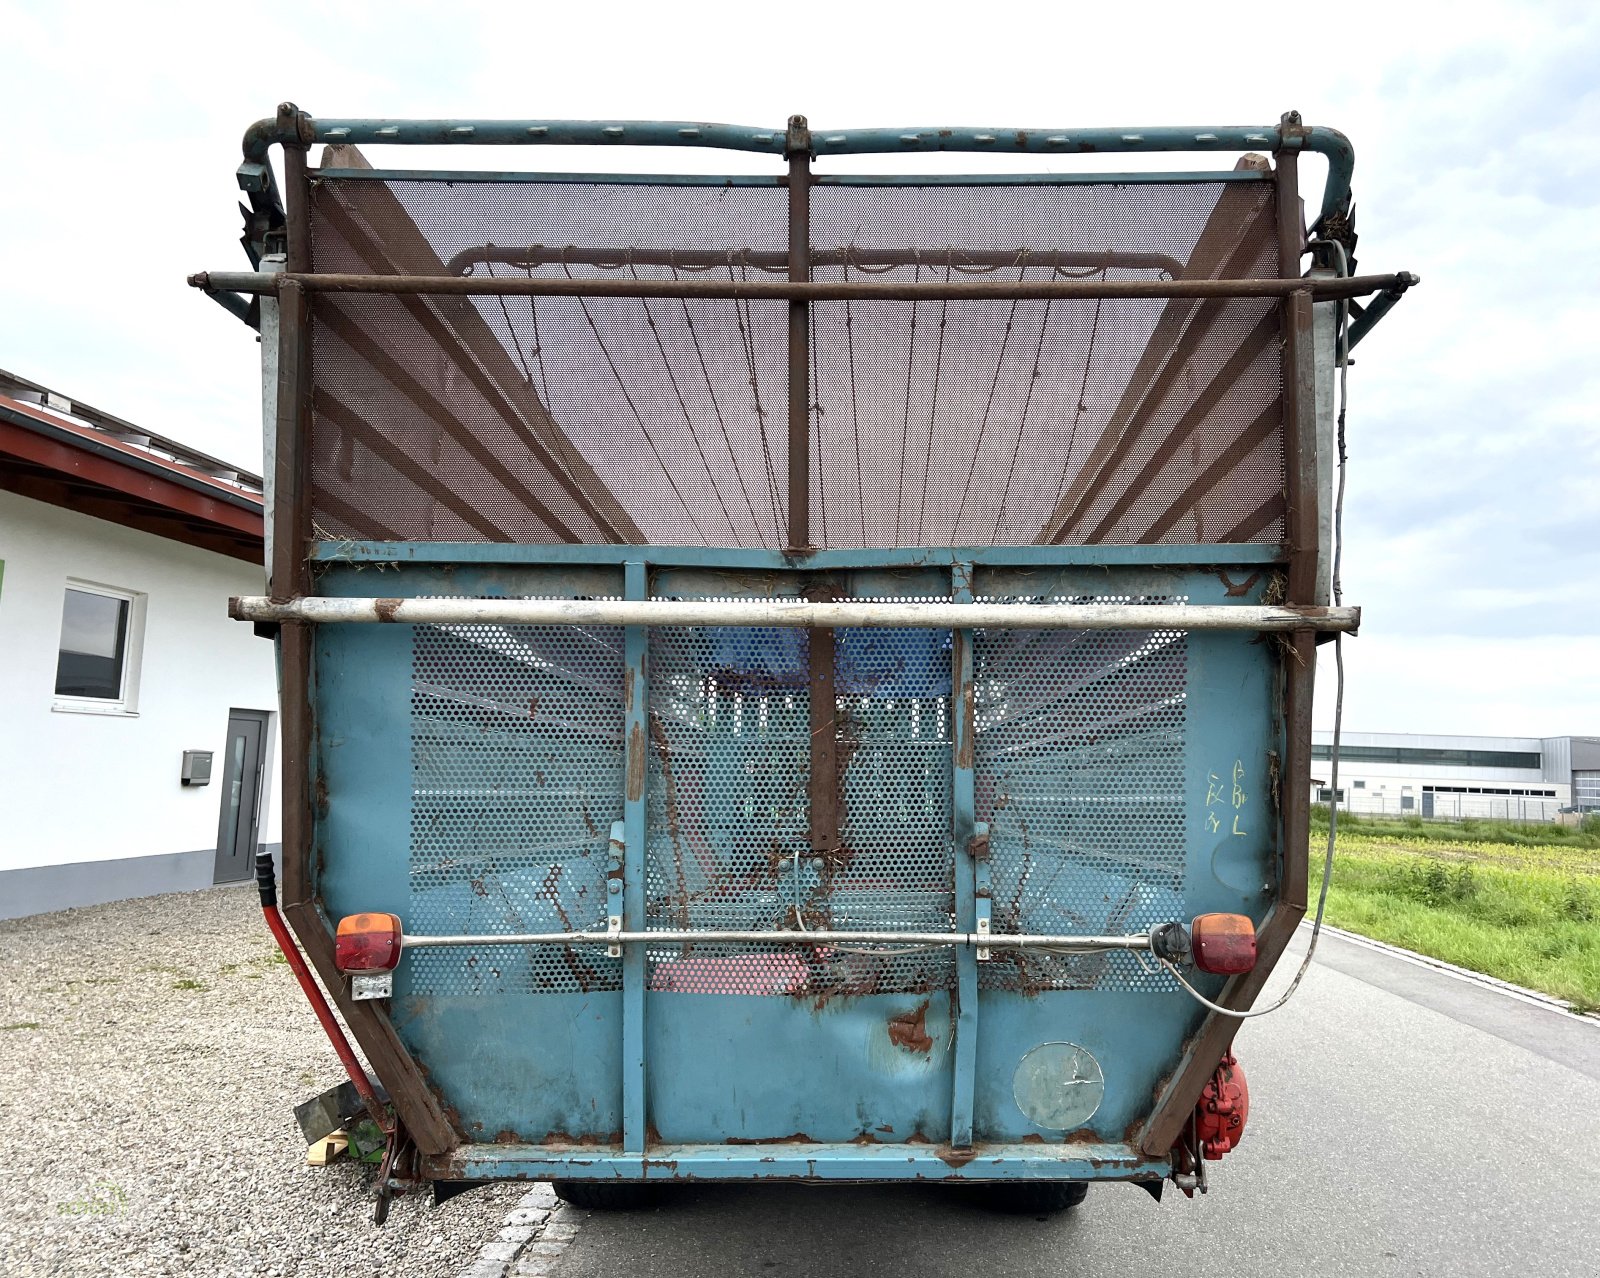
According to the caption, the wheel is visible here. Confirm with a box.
[973,1180,1089,1214]
[551,1180,655,1210]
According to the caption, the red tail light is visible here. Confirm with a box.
[335,913,403,972]
[1190,913,1256,975]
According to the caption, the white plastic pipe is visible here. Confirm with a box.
[232,595,1358,632]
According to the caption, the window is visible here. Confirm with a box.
[1317,788,1346,804]
[1311,744,1541,769]
[1353,779,1365,789]
[53,582,144,715]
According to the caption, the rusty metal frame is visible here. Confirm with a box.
[271,139,458,1157]
[195,269,1407,304]
[1135,116,1317,1157]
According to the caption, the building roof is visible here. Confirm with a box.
[0,368,264,563]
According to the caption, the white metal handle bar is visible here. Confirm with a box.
[232,596,1358,633]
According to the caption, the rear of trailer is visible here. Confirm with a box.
[195,107,1412,1215]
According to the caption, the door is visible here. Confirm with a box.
[213,709,269,884]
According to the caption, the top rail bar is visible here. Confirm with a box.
[230,596,1359,633]
[191,270,1414,304]
[241,114,1354,223]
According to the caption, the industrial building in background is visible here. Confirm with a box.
[0,368,281,919]
[1310,730,1600,821]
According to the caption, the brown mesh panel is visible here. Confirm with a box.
[305,170,1282,548]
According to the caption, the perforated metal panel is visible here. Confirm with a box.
[408,619,625,995]
[643,596,956,997]
[973,598,1189,994]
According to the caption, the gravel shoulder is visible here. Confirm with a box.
[0,885,521,1278]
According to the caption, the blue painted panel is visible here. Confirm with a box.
[308,559,1282,1169]
[314,621,414,918]
[646,992,955,1144]
[973,990,1198,1142]
[392,992,622,1141]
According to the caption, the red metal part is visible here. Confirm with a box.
[1194,1051,1249,1158]
[262,904,392,1132]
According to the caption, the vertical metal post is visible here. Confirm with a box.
[949,563,979,1148]
[276,127,316,908]
[622,560,649,1153]
[1138,126,1318,1155]
[1276,113,1317,924]
[785,114,812,552]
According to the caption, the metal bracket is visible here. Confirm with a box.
[607,819,625,957]
[975,916,991,962]
[351,970,393,1001]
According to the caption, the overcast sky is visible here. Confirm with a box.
[3,0,1596,737]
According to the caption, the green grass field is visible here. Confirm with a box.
[1309,810,1600,1013]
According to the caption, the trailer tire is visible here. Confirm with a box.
[975,1181,1088,1214]
[551,1180,655,1211]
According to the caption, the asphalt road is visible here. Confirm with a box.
[545,932,1600,1277]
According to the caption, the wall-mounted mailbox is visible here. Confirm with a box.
[182,750,214,787]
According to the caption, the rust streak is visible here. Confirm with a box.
[886,1000,935,1053]
[647,713,691,926]
[373,597,403,622]
[626,720,646,802]
[1218,570,1263,598]
[724,1132,813,1145]
[955,632,975,770]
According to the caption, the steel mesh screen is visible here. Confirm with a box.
[645,595,955,997]
[407,618,626,996]
[306,171,1282,548]
[973,598,1188,994]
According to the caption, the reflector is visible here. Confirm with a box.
[335,913,403,972]
[1190,913,1256,975]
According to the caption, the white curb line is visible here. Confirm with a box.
[1312,923,1600,1025]
[457,1183,584,1278]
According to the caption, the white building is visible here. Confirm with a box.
[1309,730,1600,822]
[0,369,281,918]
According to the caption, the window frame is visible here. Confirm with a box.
[51,579,147,717]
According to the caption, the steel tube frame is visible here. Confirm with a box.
[241,113,1354,223]
[444,244,1187,277]
[621,560,648,1154]
[230,595,1358,632]
[193,269,1410,303]
[400,929,1158,952]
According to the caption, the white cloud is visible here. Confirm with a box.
[3,0,1595,734]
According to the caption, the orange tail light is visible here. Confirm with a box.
[335,913,404,972]
[1190,913,1257,975]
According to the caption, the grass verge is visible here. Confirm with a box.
[1310,811,1600,1014]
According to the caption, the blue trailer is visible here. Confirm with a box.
[196,106,1412,1216]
